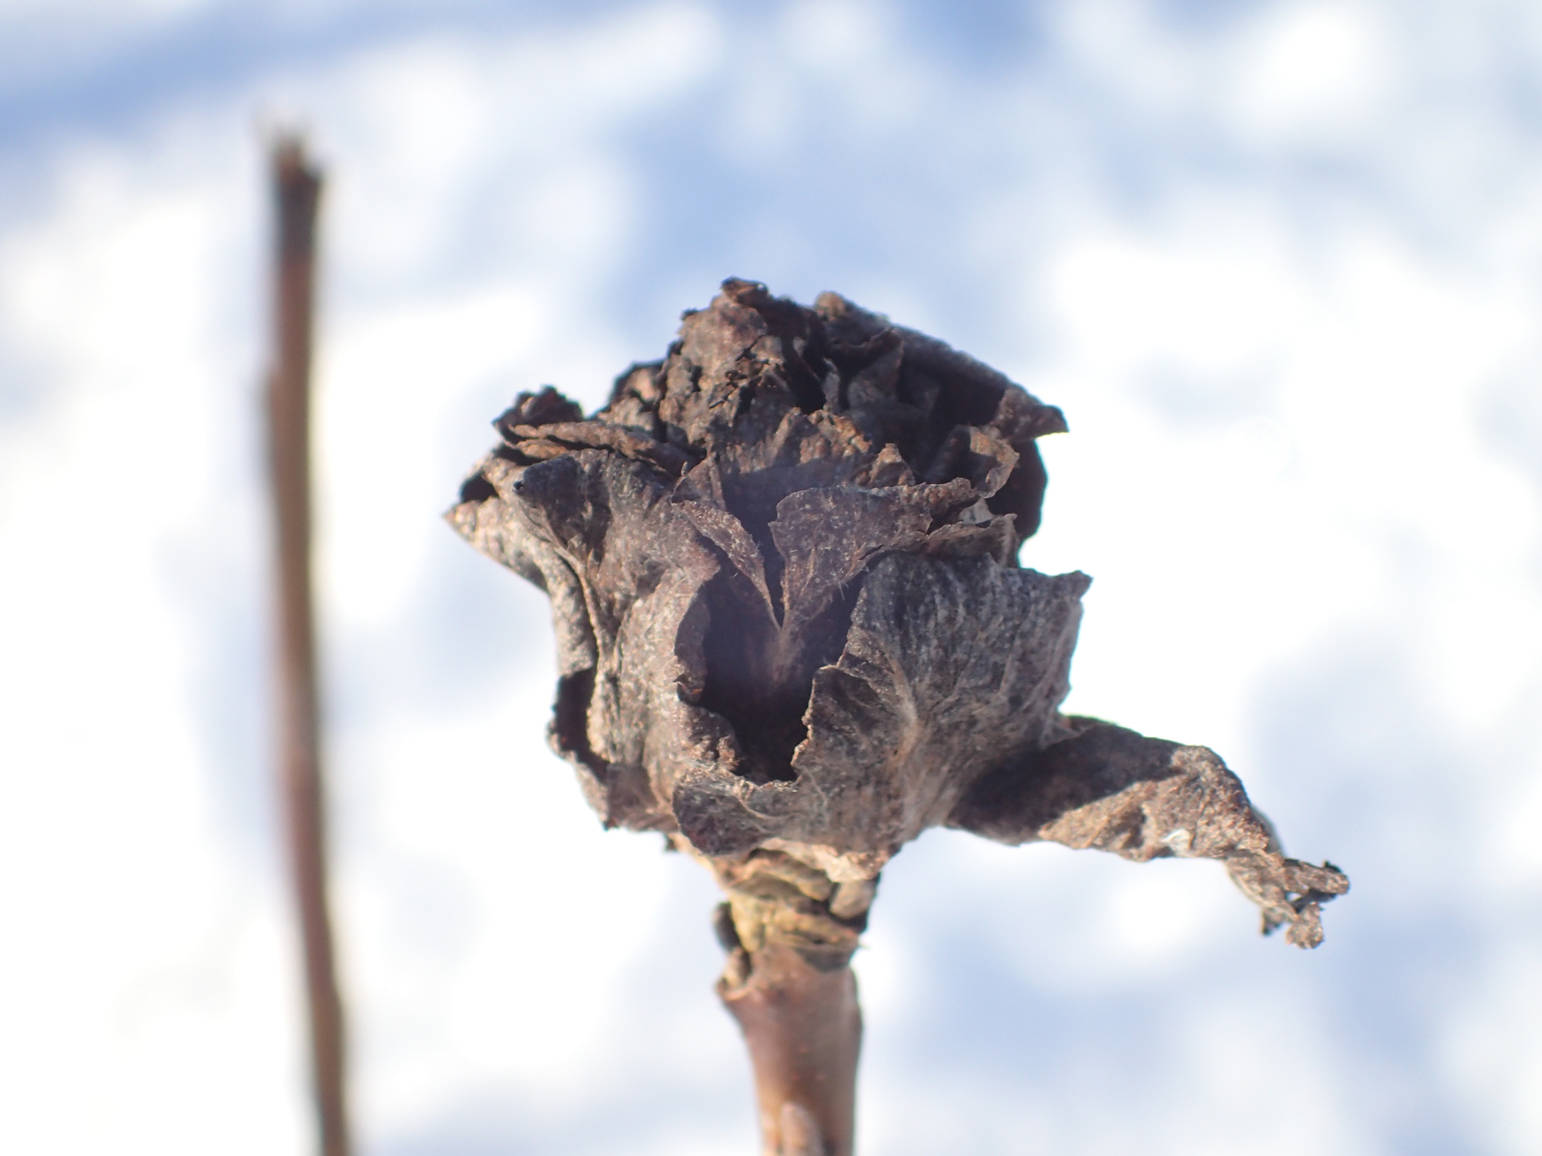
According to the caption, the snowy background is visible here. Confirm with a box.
[3,1,1540,1153]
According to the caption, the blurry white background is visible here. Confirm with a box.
[2,1,1540,1153]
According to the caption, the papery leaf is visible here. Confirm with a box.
[951,719,1350,948]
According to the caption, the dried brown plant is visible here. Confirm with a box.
[449,279,1347,1156]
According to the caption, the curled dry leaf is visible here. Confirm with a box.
[448,278,1348,955]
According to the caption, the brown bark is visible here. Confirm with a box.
[265,135,351,1156]
[719,944,861,1156]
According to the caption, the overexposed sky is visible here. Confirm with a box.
[2,2,1540,1153]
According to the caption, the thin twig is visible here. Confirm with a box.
[265,134,351,1156]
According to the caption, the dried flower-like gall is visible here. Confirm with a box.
[449,278,1348,1152]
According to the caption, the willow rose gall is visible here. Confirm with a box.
[449,278,1347,1154]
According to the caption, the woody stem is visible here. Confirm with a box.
[714,888,865,1156]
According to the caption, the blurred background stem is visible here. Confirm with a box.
[265,135,351,1156]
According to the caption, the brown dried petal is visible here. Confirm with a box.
[451,446,742,830]
[492,385,583,431]
[769,480,975,637]
[629,280,1065,552]
[500,419,690,476]
[665,556,1091,878]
